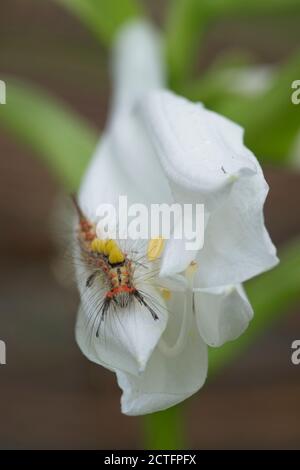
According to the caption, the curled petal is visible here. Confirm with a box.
[137,90,278,282]
[194,284,253,347]
[116,294,208,415]
[195,173,279,287]
[137,90,265,278]
[138,90,257,210]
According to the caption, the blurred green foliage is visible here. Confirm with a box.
[53,0,143,46]
[0,78,97,190]
[166,0,300,88]
[182,53,300,162]
[221,55,300,163]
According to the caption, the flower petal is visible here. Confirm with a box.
[116,293,208,415]
[195,172,279,287]
[137,90,263,277]
[79,23,170,220]
[112,21,165,113]
[194,284,253,347]
[108,107,173,206]
[78,117,173,221]
[75,270,168,375]
[78,137,133,218]
[137,90,278,282]
[138,90,257,211]
[160,238,199,278]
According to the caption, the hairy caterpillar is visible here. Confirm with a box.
[72,196,161,337]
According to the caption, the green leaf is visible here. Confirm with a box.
[0,77,98,190]
[53,0,143,46]
[166,0,300,88]
[209,238,300,375]
[214,53,300,164]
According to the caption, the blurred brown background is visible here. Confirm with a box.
[0,0,300,449]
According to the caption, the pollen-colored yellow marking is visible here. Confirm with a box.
[185,260,198,279]
[109,247,125,264]
[103,239,116,256]
[160,288,171,301]
[91,238,106,253]
[91,238,125,263]
[147,237,165,261]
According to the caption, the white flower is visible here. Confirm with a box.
[74,21,278,415]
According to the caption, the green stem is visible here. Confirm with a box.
[143,405,185,450]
